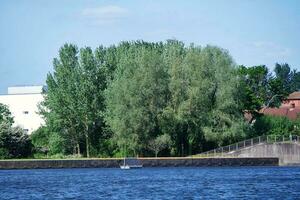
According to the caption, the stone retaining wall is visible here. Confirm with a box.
[0,157,278,169]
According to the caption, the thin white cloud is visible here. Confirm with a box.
[81,5,128,25]
[252,41,291,57]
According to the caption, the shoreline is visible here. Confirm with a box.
[0,157,279,169]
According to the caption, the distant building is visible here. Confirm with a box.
[0,86,45,134]
[261,92,300,120]
[281,91,300,108]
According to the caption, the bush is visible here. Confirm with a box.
[31,126,49,149]
[253,115,300,137]
[48,132,65,155]
[0,148,9,159]
[0,122,32,158]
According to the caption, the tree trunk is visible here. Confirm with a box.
[85,116,90,158]
[77,143,80,156]
[85,134,90,158]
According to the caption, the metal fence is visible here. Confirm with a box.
[195,135,300,158]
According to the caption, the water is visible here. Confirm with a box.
[0,167,300,199]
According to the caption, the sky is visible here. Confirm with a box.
[0,0,299,94]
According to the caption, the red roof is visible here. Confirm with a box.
[287,92,300,100]
[260,107,300,120]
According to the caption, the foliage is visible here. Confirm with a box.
[41,44,113,157]
[37,40,300,158]
[105,41,248,155]
[273,63,300,94]
[0,103,14,125]
[148,134,171,157]
[105,41,169,155]
[237,65,270,114]
[238,63,300,122]
[252,115,300,137]
[31,126,49,151]
[48,132,65,155]
[0,121,32,159]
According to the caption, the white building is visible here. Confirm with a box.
[0,85,45,134]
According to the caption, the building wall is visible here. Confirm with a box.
[0,93,44,134]
[282,99,300,108]
[8,85,44,95]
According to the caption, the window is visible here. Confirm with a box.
[23,111,29,114]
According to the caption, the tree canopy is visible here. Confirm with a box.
[105,41,247,156]
[29,40,300,158]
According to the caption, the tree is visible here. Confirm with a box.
[148,134,171,157]
[105,41,248,155]
[30,126,50,155]
[0,121,32,159]
[41,44,112,157]
[76,47,108,157]
[0,103,14,125]
[160,44,247,153]
[42,44,84,155]
[272,63,300,96]
[237,65,270,115]
[0,103,32,158]
[105,42,169,156]
[238,63,300,124]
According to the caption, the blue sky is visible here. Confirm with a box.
[0,0,299,93]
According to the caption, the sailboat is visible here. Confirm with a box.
[120,157,143,169]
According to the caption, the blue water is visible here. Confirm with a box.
[0,167,300,199]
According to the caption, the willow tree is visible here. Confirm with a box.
[198,46,248,147]
[105,42,169,155]
[105,40,248,156]
[159,43,247,154]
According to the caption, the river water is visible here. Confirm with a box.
[0,167,300,199]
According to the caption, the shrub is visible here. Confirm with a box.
[0,122,32,158]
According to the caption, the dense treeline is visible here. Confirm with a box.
[36,40,249,157]
[34,40,300,158]
[2,40,300,159]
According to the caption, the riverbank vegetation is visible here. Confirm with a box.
[1,40,300,159]
[0,104,32,159]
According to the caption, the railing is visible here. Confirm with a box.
[195,135,300,158]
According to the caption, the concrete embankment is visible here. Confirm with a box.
[0,157,278,169]
[231,143,300,166]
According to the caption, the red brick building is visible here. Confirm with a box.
[261,92,300,120]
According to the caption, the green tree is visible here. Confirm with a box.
[0,121,32,159]
[76,47,108,157]
[105,41,248,155]
[0,103,14,125]
[238,63,300,124]
[237,65,270,115]
[148,134,171,157]
[30,126,50,155]
[41,44,112,157]
[272,63,300,96]
[42,44,83,155]
[105,42,169,156]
